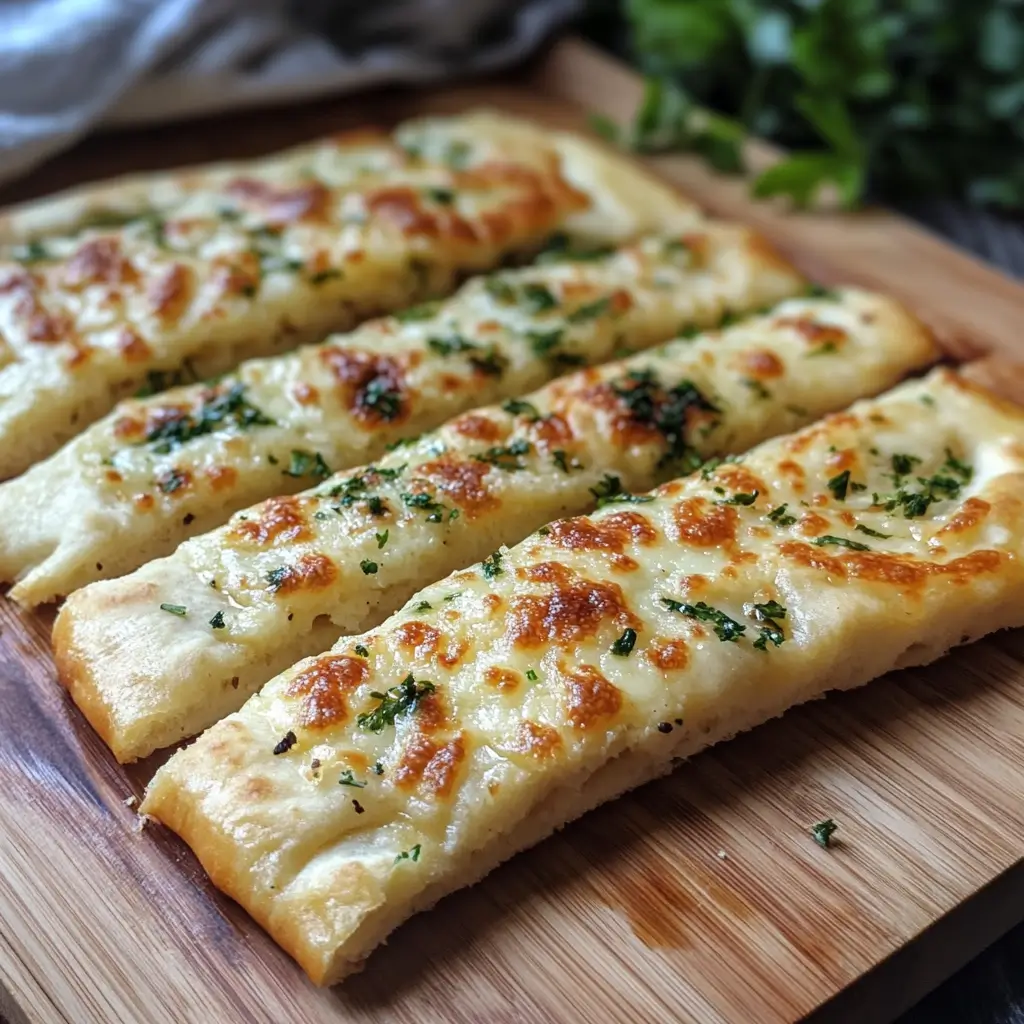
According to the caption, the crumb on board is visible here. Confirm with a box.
[123,795,138,808]
[717,850,728,860]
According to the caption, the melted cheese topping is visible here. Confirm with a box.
[0,111,684,478]
[142,368,1024,983]
[1,227,804,604]
[55,288,935,761]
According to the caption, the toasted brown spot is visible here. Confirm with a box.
[64,238,137,288]
[778,459,805,482]
[563,664,622,731]
[938,497,991,536]
[206,465,238,492]
[243,777,274,800]
[787,412,861,454]
[672,498,738,547]
[452,413,503,442]
[547,511,657,555]
[506,561,638,649]
[286,654,367,729]
[234,495,312,545]
[112,414,145,440]
[507,720,562,759]
[268,552,337,594]
[439,637,469,669]
[147,264,192,322]
[366,186,478,242]
[292,382,320,405]
[226,178,330,225]
[320,347,408,426]
[798,512,831,537]
[647,638,690,672]
[825,448,858,473]
[116,327,151,362]
[483,592,503,613]
[133,493,154,511]
[779,541,1002,588]
[775,315,848,350]
[418,457,497,517]
[485,667,521,692]
[394,621,442,658]
[717,465,769,498]
[529,413,575,449]
[394,733,466,797]
[734,348,784,380]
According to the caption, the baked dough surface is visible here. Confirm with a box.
[0,226,802,604]
[0,111,697,477]
[57,289,936,762]
[142,368,1024,984]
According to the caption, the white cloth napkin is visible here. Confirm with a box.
[0,0,580,186]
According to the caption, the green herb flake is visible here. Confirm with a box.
[353,644,370,657]
[284,448,332,480]
[395,843,422,863]
[813,535,871,551]
[143,382,274,453]
[502,398,540,418]
[718,490,759,506]
[414,600,432,612]
[159,602,187,617]
[767,504,798,526]
[827,470,851,501]
[473,439,532,472]
[811,818,839,849]
[567,296,612,323]
[358,674,436,732]
[589,473,623,505]
[209,611,226,630]
[526,668,539,682]
[338,769,367,788]
[662,599,746,642]
[751,600,786,651]
[481,550,504,579]
[611,628,638,657]
[360,559,379,575]
[394,300,442,323]
[855,524,891,538]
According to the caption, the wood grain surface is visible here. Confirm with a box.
[3,39,1024,1024]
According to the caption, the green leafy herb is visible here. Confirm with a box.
[811,818,839,849]
[813,535,871,551]
[611,628,638,656]
[134,363,199,398]
[521,282,559,313]
[155,467,188,495]
[534,232,615,264]
[718,490,759,506]
[338,769,367,788]
[395,843,422,863]
[414,601,432,612]
[552,449,582,473]
[567,296,612,322]
[855,524,890,539]
[10,240,51,263]
[425,187,455,205]
[589,473,624,505]
[827,470,851,501]
[357,674,436,732]
[353,644,370,657]
[209,611,226,630]
[375,530,389,549]
[159,602,187,617]
[142,382,274,453]
[360,378,403,421]
[662,599,746,642]
[265,566,291,591]
[473,439,532,471]
[481,550,504,579]
[394,300,442,323]
[891,453,922,480]
[401,491,451,523]
[526,668,539,682]
[308,268,343,285]
[751,600,787,651]
[360,559,379,575]
[767,504,798,527]
[427,333,477,357]
[284,448,332,480]
[502,398,541,418]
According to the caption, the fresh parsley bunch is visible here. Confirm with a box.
[587,0,1024,210]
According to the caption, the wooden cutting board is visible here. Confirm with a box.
[3,39,1024,1024]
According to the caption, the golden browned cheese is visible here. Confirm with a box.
[0,110,700,478]
[54,288,936,763]
[142,368,1024,985]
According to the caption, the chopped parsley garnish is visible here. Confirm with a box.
[872,449,972,520]
[284,448,332,480]
[156,467,189,494]
[481,550,504,579]
[308,268,343,285]
[360,560,379,575]
[375,530,389,549]
[273,731,297,755]
[468,348,507,377]
[589,473,624,504]
[401,491,451,523]
[891,453,922,480]
[473,439,531,471]
[662,599,746,642]
[159,602,187,617]
[813,535,871,550]
[751,600,786,651]
[358,674,436,732]
[526,668,539,682]
[143,383,274,453]
[360,378,403,421]
[414,600,432,612]
[767,504,798,526]
[134,363,198,398]
[395,844,422,863]
[521,282,559,313]
[611,628,638,656]
[552,449,582,473]
[526,327,581,366]
[338,769,367,788]
[265,566,291,591]
[425,187,455,205]
[427,333,476,357]
[610,369,718,469]
[534,232,615,264]
[811,818,839,848]
[827,470,851,501]
[806,342,837,356]
[209,611,226,630]
[502,398,540,418]
[354,644,370,657]
[855,524,891,538]
[567,296,612,322]
[806,284,840,300]
[718,490,759,506]
[394,300,441,323]
[743,378,771,400]
[11,240,51,263]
